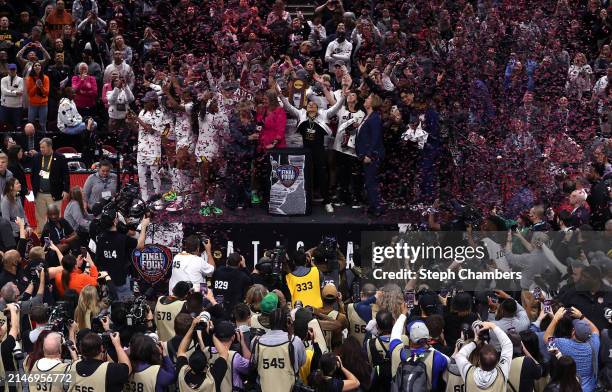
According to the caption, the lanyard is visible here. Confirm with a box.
[41,155,52,172]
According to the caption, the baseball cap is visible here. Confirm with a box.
[409,321,430,343]
[418,291,438,313]
[7,63,16,70]
[214,321,236,340]
[573,319,592,342]
[322,283,338,299]
[260,293,279,314]
[333,59,345,67]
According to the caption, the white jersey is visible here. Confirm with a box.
[333,106,365,157]
[195,110,228,161]
[175,102,195,149]
[168,252,214,294]
[137,109,165,165]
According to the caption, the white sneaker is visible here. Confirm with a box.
[153,200,164,211]
[325,203,334,213]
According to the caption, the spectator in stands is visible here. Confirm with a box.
[64,186,92,232]
[1,177,27,236]
[0,152,12,195]
[71,62,98,117]
[82,160,116,209]
[44,0,74,41]
[26,61,49,132]
[103,50,134,90]
[31,138,69,235]
[57,85,96,135]
[0,63,23,131]
[6,145,27,204]
[106,74,133,132]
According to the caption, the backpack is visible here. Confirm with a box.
[369,338,392,392]
[390,351,430,392]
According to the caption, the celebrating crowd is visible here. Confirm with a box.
[0,0,609,391]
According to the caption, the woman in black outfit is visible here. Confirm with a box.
[6,145,28,205]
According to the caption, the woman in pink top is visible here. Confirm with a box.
[71,62,98,116]
[252,89,287,204]
[257,89,287,151]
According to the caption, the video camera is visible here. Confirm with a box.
[99,183,154,232]
[264,246,286,277]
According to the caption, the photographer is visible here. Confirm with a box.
[95,212,149,300]
[161,313,196,364]
[176,317,229,392]
[453,321,512,392]
[308,237,347,288]
[285,249,323,308]
[127,333,176,392]
[544,307,600,392]
[252,307,306,391]
[314,283,348,351]
[169,235,215,295]
[155,281,191,342]
[51,243,99,297]
[389,308,449,392]
[0,303,20,391]
[211,252,251,317]
[0,265,45,315]
[27,330,78,392]
[203,320,251,391]
[69,331,131,391]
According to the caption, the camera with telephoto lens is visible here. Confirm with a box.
[12,341,24,361]
[125,296,149,327]
[195,311,211,332]
[267,246,287,277]
[91,309,111,333]
[28,263,44,284]
[315,236,339,271]
[472,321,490,343]
[48,301,71,333]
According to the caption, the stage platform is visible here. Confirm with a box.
[151,205,421,266]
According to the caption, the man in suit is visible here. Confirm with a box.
[355,93,385,217]
[14,122,43,169]
[31,137,69,235]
